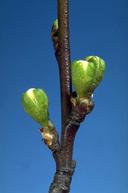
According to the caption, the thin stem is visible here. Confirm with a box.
[48,97,94,193]
[64,98,94,163]
[49,1,94,193]
[57,0,72,149]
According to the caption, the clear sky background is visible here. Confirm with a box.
[0,0,128,193]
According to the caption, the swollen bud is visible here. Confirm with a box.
[52,19,58,31]
[51,19,58,49]
[21,88,49,127]
[72,60,95,97]
[71,56,106,97]
[85,56,106,90]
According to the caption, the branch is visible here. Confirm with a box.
[56,0,72,149]
[22,1,105,193]
[48,96,94,193]
[49,1,95,193]
[63,96,94,163]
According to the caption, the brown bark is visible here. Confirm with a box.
[48,96,94,193]
[47,1,94,193]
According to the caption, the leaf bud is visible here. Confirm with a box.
[72,60,95,97]
[85,56,106,90]
[71,57,106,97]
[21,88,49,127]
[51,19,58,49]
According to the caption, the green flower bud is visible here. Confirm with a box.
[71,57,106,97]
[21,88,49,127]
[85,56,106,90]
[72,60,95,97]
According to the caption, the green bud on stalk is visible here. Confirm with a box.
[71,56,106,97]
[21,88,49,127]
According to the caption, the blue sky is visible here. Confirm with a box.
[0,0,128,193]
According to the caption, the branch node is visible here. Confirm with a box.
[40,127,60,152]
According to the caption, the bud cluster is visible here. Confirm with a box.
[21,20,106,152]
[71,56,106,98]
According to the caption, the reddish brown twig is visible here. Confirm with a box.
[47,1,94,193]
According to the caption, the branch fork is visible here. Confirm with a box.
[39,93,94,193]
